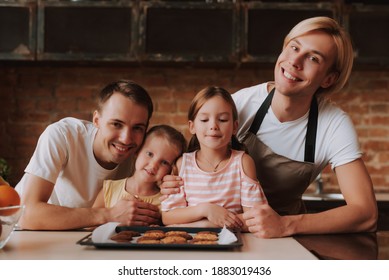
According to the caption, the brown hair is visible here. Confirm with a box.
[146,125,187,158]
[97,80,153,121]
[284,17,354,96]
[187,86,246,153]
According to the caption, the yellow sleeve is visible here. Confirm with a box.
[103,179,127,208]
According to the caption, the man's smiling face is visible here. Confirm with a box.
[93,92,149,170]
[274,30,338,99]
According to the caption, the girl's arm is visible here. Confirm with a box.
[241,153,259,181]
[162,205,207,225]
[165,219,217,228]
[241,153,268,205]
[238,153,267,232]
[162,203,243,228]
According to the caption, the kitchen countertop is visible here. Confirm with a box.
[295,231,389,260]
[300,193,389,259]
[1,229,388,260]
[0,230,317,260]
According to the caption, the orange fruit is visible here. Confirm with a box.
[0,185,21,216]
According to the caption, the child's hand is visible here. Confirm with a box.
[202,203,243,229]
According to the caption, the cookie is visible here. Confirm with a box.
[143,230,165,239]
[193,233,219,241]
[165,230,193,240]
[160,236,187,244]
[137,237,161,244]
[110,230,140,242]
[118,230,141,237]
[191,240,218,245]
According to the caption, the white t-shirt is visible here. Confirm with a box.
[232,83,362,180]
[16,117,134,208]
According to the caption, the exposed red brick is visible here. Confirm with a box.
[378,152,389,163]
[369,116,389,126]
[149,115,171,125]
[172,88,197,100]
[15,87,53,98]
[37,99,56,112]
[363,141,389,152]
[55,98,78,111]
[156,100,177,113]
[55,86,95,98]
[6,123,46,138]
[170,114,188,126]
[177,100,191,114]
[148,87,173,99]
[369,128,389,138]
[77,98,96,112]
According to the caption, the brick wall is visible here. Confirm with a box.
[1,64,388,193]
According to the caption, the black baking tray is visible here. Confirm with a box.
[77,226,243,250]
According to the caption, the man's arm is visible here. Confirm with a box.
[92,188,105,208]
[160,175,184,197]
[19,174,160,230]
[243,159,378,238]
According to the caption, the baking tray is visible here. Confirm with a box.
[77,226,243,250]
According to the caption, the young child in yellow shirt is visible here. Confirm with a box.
[93,125,186,225]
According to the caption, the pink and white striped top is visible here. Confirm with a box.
[161,150,267,213]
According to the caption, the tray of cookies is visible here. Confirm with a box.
[77,225,243,250]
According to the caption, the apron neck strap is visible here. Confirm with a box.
[248,88,318,163]
[248,88,274,134]
[304,96,318,163]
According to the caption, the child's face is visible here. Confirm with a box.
[189,95,238,151]
[135,135,180,183]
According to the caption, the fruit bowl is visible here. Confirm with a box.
[0,205,25,249]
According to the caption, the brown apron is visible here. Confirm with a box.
[239,89,318,215]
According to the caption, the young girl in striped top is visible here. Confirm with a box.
[161,86,267,230]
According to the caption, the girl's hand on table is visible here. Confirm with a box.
[202,203,243,229]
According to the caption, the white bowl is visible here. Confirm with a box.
[0,205,25,249]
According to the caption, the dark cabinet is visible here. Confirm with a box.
[139,1,239,63]
[345,3,389,66]
[0,0,36,60]
[37,0,136,61]
[1,0,388,66]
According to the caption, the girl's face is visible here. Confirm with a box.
[189,96,238,151]
[135,135,180,183]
